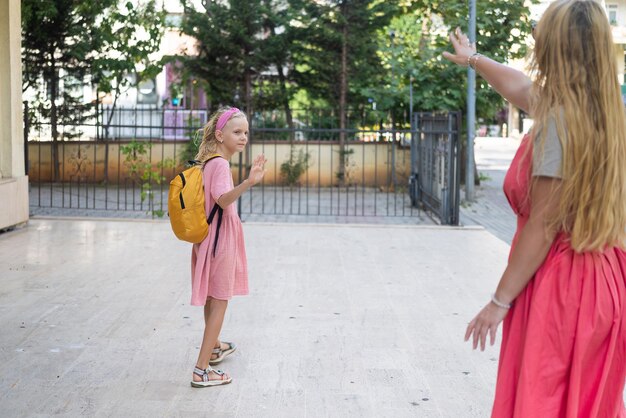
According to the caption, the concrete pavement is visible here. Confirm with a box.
[5,138,625,417]
[1,218,508,417]
[460,137,520,245]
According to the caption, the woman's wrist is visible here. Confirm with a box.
[491,292,513,309]
[468,52,482,70]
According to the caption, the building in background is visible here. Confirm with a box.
[102,0,205,110]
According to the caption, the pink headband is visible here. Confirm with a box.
[216,107,241,131]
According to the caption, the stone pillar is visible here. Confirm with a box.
[0,0,28,229]
[507,103,521,139]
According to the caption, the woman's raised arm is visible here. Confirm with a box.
[442,28,533,114]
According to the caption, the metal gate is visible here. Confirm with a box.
[409,112,461,225]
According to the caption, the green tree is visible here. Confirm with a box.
[93,1,166,139]
[22,0,166,181]
[255,0,305,137]
[291,0,399,184]
[23,0,114,180]
[177,0,268,114]
[369,0,535,122]
[177,0,305,172]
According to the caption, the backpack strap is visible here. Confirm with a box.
[202,154,226,257]
[207,203,224,257]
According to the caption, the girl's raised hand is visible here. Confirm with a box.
[247,154,267,186]
[442,27,476,67]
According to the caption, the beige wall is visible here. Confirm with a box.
[0,0,28,229]
[28,141,412,188]
[0,0,23,179]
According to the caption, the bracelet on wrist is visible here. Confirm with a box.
[491,293,512,309]
[468,52,481,70]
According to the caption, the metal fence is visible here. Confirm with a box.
[25,105,460,224]
[410,112,461,225]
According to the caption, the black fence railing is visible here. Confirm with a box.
[25,105,460,224]
[410,112,461,225]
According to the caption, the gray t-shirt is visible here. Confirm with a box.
[532,116,564,179]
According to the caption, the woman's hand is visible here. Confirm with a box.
[442,27,476,67]
[465,301,509,351]
[247,154,267,186]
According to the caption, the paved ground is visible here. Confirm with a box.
[9,138,623,417]
[459,137,520,245]
[1,219,507,418]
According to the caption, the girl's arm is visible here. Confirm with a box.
[216,154,267,208]
[442,28,533,114]
[465,176,562,350]
[215,178,252,209]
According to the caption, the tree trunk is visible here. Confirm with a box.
[277,63,294,143]
[244,70,252,170]
[104,83,121,139]
[265,12,294,143]
[50,62,60,182]
[338,16,348,187]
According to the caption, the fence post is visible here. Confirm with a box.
[445,113,455,224]
[454,111,462,224]
[237,152,243,216]
[23,101,29,175]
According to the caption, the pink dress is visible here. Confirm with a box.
[190,158,248,305]
[493,134,626,417]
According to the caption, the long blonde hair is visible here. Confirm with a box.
[195,106,246,163]
[529,0,626,252]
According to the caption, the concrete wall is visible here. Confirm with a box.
[0,1,28,229]
[27,141,412,188]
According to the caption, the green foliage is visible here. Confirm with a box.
[22,0,166,183]
[177,0,269,109]
[22,0,166,130]
[478,171,492,182]
[367,0,535,120]
[121,140,175,217]
[93,1,166,94]
[290,0,400,111]
[172,1,533,126]
[180,115,203,164]
[280,147,311,186]
[94,1,166,135]
[177,0,303,117]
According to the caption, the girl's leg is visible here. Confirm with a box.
[203,299,228,357]
[193,297,229,382]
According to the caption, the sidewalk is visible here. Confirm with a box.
[0,218,508,417]
[460,137,521,244]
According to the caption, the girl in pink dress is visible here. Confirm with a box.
[444,1,626,416]
[190,107,267,388]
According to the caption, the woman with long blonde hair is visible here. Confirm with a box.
[444,0,626,416]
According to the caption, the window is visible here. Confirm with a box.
[137,78,158,105]
[607,4,618,25]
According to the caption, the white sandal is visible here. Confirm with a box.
[190,366,232,388]
[209,341,236,365]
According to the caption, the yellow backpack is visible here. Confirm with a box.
[168,156,224,248]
